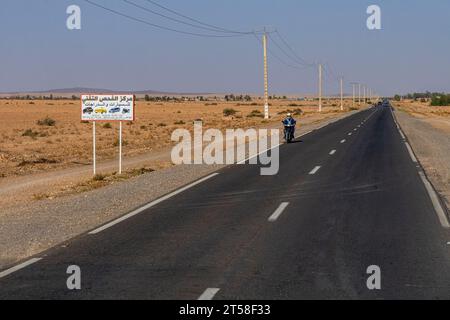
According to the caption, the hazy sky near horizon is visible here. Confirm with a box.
[1,0,449,96]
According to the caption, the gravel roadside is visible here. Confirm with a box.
[395,110,450,211]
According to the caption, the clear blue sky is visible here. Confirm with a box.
[1,0,449,96]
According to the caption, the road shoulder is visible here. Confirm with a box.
[393,109,450,214]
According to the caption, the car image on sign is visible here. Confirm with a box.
[94,107,108,114]
[81,95,135,122]
[83,107,93,114]
[109,107,121,113]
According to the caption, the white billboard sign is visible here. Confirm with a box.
[81,94,135,121]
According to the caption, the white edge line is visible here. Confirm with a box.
[390,106,449,228]
[309,166,321,175]
[89,173,220,234]
[0,258,42,279]
[404,141,418,163]
[418,171,450,228]
[198,288,220,300]
[268,202,290,222]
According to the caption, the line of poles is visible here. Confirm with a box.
[260,32,378,118]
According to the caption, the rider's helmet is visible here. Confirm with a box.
[287,113,292,118]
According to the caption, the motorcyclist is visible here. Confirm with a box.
[282,113,297,142]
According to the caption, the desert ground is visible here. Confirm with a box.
[0,97,358,178]
[394,99,450,133]
[0,96,363,211]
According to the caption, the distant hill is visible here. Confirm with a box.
[0,87,211,96]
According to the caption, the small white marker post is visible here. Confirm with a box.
[119,121,123,175]
[93,121,96,176]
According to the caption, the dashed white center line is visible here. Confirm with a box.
[340,139,346,144]
[309,166,321,175]
[329,149,336,155]
[348,132,352,136]
[0,258,42,279]
[354,128,357,131]
[198,288,220,300]
[268,202,290,222]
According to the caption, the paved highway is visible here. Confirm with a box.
[1,104,449,300]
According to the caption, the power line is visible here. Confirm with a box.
[252,33,308,70]
[267,33,313,69]
[322,62,342,84]
[274,31,316,67]
[322,63,336,80]
[123,0,254,35]
[83,0,358,97]
[83,0,245,38]
[141,0,255,35]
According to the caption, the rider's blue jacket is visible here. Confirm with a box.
[282,117,297,126]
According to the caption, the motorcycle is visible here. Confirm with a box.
[284,124,295,143]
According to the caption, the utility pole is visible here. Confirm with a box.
[340,77,344,111]
[318,63,322,112]
[358,83,361,106]
[352,83,356,108]
[263,31,269,119]
[363,85,366,104]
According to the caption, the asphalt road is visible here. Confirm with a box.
[1,104,450,300]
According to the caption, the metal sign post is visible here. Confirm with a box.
[119,121,123,175]
[93,121,96,176]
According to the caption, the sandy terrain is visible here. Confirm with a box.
[0,98,362,209]
[394,100,450,133]
[393,100,450,209]
[0,98,356,178]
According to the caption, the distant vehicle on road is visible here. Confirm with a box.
[83,107,93,114]
[94,106,108,114]
[109,107,121,113]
